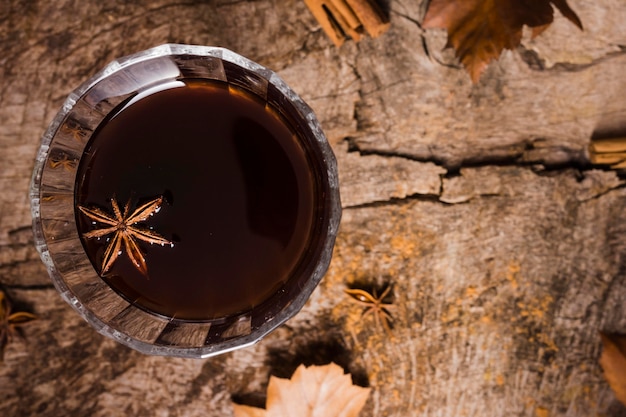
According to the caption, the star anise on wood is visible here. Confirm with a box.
[78,196,173,276]
[0,290,37,362]
[345,285,395,336]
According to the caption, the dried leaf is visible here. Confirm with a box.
[233,404,267,417]
[232,363,370,417]
[423,0,583,82]
[599,332,626,405]
[345,286,395,336]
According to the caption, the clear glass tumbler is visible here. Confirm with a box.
[30,44,341,358]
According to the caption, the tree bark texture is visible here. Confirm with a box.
[1,0,626,416]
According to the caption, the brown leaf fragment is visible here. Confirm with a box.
[232,363,370,417]
[422,0,583,82]
[599,332,626,406]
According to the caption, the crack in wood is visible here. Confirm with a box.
[2,283,55,291]
[345,135,593,172]
[342,137,626,208]
[344,192,441,209]
[519,43,626,73]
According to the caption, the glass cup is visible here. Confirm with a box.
[30,44,341,358]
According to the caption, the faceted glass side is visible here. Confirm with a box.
[31,44,341,358]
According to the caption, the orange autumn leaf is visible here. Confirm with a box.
[422,0,583,82]
[599,332,626,405]
[233,405,266,417]
[233,363,370,417]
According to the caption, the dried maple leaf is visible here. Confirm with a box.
[232,363,370,417]
[422,0,583,82]
[599,332,626,405]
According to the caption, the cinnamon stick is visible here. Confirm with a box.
[304,0,390,46]
[589,137,626,154]
[344,0,390,38]
[589,137,626,169]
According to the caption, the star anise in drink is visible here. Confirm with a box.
[78,195,173,276]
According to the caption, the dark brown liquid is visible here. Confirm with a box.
[75,80,316,320]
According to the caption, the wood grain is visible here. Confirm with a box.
[1,0,626,416]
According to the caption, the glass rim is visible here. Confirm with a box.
[30,44,341,358]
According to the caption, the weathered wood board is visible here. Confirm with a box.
[1,0,626,416]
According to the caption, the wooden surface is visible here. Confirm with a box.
[1,0,626,416]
